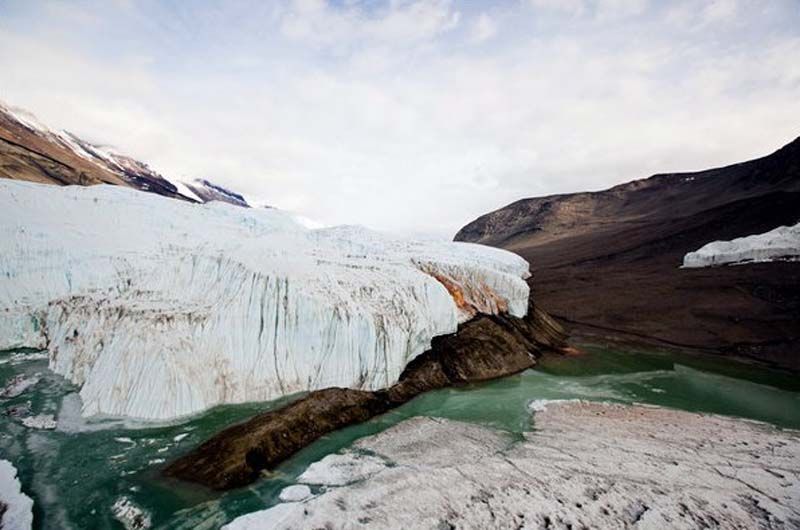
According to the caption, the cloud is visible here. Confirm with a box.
[278,0,460,47]
[528,0,587,16]
[0,0,798,236]
[703,0,739,22]
[528,0,648,19]
[471,13,497,43]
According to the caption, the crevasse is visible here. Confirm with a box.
[0,180,530,420]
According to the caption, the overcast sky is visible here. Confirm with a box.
[1,0,798,236]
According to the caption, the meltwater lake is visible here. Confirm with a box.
[1,346,798,529]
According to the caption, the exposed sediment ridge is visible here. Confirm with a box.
[0,179,531,421]
[225,401,800,529]
[163,300,566,490]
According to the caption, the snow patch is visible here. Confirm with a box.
[163,178,203,202]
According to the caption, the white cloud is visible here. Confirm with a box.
[595,0,648,19]
[0,0,798,236]
[528,0,587,16]
[528,0,648,19]
[471,13,497,43]
[278,0,460,47]
[703,0,739,22]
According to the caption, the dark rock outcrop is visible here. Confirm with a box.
[163,301,566,490]
[455,137,800,370]
[184,179,250,207]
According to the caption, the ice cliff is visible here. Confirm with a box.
[683,222,800,268]
[0,180,529,420]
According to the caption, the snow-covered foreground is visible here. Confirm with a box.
[225,402,800,530]
[0,459,33,530]
[0,180,529,420]
[683,222,800,267]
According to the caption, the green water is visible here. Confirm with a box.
[1,346,798,529]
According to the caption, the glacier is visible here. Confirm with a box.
[0,180,529,421]
[683,222,800,268]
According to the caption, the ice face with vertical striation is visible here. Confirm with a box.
[0,180,529,421]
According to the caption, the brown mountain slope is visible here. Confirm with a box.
[455,137,800,371]
[0,102,250,206]
[0,107,128,186]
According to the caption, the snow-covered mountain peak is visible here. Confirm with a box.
[0,101,52,135]
[0,100,251,207]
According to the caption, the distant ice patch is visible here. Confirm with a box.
[683,222,800,268]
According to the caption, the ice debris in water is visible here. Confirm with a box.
[0,375,40,399]
[111,496,151,530]
[0,351,49,366]
[20,414,57,430]
[529,399,585,412]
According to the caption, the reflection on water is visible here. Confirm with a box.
[0,346,798,529]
